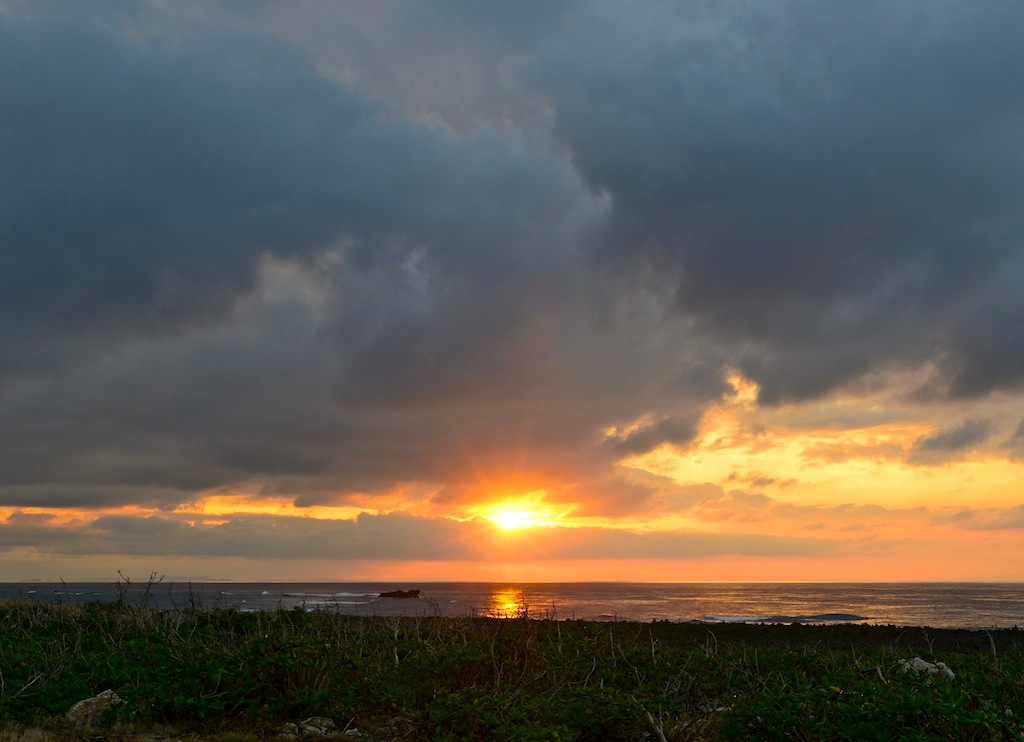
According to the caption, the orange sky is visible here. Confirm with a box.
[4,371,1022,582]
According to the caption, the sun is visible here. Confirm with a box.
[474,490,572,530]
[488,508,537,530]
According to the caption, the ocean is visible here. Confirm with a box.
[3,582,1022,629]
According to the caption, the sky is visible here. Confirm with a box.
[2,0,1023,583]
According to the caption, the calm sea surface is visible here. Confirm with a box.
[2,582,1022,629]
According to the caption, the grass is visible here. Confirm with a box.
[0,589,1022,740]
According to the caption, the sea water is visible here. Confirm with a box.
[2,582,1021,629]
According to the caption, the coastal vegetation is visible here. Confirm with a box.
[0,589,1022,740]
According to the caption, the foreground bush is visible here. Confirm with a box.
[0,597,1021,740]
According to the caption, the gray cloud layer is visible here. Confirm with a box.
[0,510,831,561]
[525,1,1024,403]
[2,1,1024,562]
[907,419,995,466]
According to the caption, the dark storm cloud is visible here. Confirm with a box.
[391,0,574,50]
[1,17,362,376]
[937,301,1024,398]
[907,419,994,466]
[0,11,591,393]
[604,413,701,456]
[0,7,629,513]
[1005,418,1024,460]
[523,0,1024,402]
[0,263,646,511]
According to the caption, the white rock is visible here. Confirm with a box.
[299,717,339,735]
[280,716,340,737]
[899,656,954,678]
[66,689,124,726]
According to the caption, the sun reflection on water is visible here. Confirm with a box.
[488,588,528,618]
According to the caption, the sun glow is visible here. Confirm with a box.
[476,491,567,530]
[488,508,538,530]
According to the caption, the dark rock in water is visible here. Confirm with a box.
[763,613,869,624]
[379,589,420,599]
[704,612,870,625]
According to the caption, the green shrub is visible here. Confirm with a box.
[1,600,1022,740]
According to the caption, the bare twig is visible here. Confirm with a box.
[987,630,1000,672]
[645,710,669,742]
